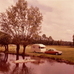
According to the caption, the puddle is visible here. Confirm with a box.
[0,53,74,74]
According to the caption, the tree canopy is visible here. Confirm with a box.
[0,31,11,45]
[0,0,43,57]
[0,0,43,44]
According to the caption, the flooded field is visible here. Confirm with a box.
[0,53,74,74]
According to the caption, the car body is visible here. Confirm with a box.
[45,48,62,55]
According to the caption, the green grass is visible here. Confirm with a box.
[0,45,74,63]
[45,45,74,63]
[26,45,74,63]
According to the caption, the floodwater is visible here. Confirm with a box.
[0,53,74,74]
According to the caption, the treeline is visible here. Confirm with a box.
[30,34,73,46]
[31,39,73,46]
[0,31,73,46]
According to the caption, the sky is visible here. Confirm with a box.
[0,0,74,41]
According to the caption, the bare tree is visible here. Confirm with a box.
[0,0,43,58]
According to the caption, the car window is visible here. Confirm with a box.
[48,49,55,51]
[48,49,52,51]
[39,47,45,49]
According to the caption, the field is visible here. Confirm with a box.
[26,45,74,64]
[0,44,74,64]
[45,45,74,63]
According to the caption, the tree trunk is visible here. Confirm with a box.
[5,45,8,52]
[16,44,20,60]
[22,45,26,59]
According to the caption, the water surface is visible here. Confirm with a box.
[0,53,74,74]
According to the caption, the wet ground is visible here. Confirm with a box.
[0,53,74,74]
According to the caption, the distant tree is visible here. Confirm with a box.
[48,36,54,45]
[48,36,53,41]
[42,34,47,40]
[0,0,43,57]
[73,35,74,46]
[32,34,42,44]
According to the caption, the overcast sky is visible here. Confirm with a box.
[0,0,74,41]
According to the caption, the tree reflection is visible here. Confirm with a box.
[16,53,25,66]
[12,54,35,74]
[11,63,35,74]
[16,53,19,60]
[46,58,56,65]
[0,53,10,72]
[31,57,45,65]
[4,52,8,62]
[21,63,34,74]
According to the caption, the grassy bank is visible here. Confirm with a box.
[45,45,74,64]
[26,45,74,64]
[0,45,74,64]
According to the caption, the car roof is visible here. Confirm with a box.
[48,48,56,51]
[49,48,56,50]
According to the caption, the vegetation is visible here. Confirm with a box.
[0,31,11,51]
[73,35,74,46]
[26,45,74,64]
[45,45,74,62]
[30,33,73,46]
[0,45,74,64]
[0,0,43,58]
[0,0,73,63]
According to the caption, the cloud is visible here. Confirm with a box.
[27,0,53,13]
[0,0,74,41]
[38,0,74,41]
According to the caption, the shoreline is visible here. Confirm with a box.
[0,50,74,65]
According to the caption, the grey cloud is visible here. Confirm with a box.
[27,0,53,12]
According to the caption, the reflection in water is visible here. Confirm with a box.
[0,53,74,74]
[16,53,25,60]
[0,52,8,62]
[46,59,56,65]
[0,53,10,72]
[4,52,8,62]
[16,54,19,60]
[11,63,35,74]
[14,54,35,74]
[0,53,35,74]
[31,57,45,65]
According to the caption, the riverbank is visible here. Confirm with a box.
[0,45,74,64]
[25,45,74,64]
